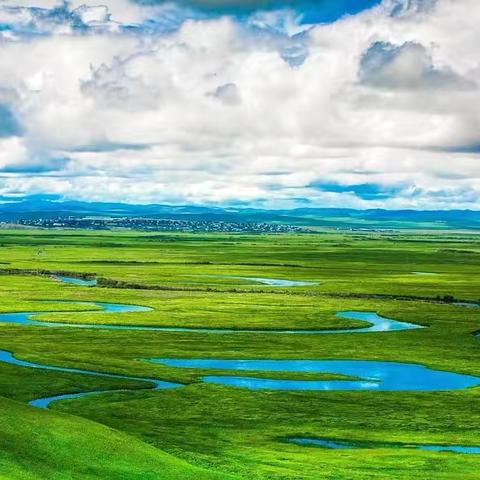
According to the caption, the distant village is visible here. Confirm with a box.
[14,217,306,234]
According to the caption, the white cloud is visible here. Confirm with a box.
[359,41,474,90]
[73,5,111,25]
[0,0,477,208]
[0,137,28,168]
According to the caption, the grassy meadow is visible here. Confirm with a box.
[0,229,480,479]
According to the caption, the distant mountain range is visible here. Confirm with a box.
[0,197,479,230]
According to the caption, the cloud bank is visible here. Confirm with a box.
[0,0,478,209]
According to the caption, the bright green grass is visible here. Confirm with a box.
[3,229,480,300]
[0,229,480,479]
[0,396,238,480]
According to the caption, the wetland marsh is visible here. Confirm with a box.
[1,229,480,479]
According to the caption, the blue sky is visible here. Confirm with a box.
[0,0,382,35]
[137,0,383,23]
[0,0,478,209]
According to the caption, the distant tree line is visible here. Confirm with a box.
[332,292,466,305]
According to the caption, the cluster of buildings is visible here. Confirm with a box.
[15,216,305,233]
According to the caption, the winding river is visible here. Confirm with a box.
[3,352,480,409]
[0,350,181,408]
[0,302,423,335]
[211,276,317,287]
[57,274,316,288]
[0,275,478,412]
[287,437,480,454]
[56,275,480,309]
[148,358,480,392]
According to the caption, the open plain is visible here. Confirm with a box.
[0,229,480,479]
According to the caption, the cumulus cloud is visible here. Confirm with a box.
[359,41,474,90]
[386,0,437,17]
[0,0,477,208]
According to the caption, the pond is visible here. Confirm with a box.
[148,358,480,392]
[54,276,97,286]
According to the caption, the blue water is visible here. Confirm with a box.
[29,390,127,409]
[52,273,480,312]
[454,302,480,308]
[334,311,421,333]
[239,277,316,286]
[0,302,422,335]
[4,277,476,410]
[288,437,480,454]
[149,358,480,392]
[55,276,97,286]
[56,273,480,312]
[0,349,181,408]
[418,445,480,454]
[289,437,355,449]
[0,302,158,331]
[58,272,316,288]
[212,276,316,287]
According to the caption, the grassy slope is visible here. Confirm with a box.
[0,396,238,480]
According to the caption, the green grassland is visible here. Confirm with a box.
[0,396,238,480]
[0,229,480,479]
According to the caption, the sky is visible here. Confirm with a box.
[0,0,478,209]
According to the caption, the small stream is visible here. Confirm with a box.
[0,350,181,408]
[288,437,480,454]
